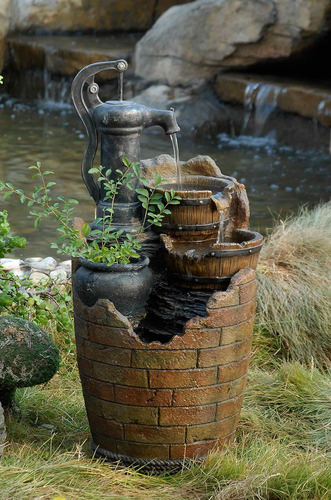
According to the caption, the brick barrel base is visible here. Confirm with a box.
[73,268,257,465]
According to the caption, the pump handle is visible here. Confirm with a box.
[71,60,128,203]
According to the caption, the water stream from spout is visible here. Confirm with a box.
[170,133,182,189]
[215,209,226,245]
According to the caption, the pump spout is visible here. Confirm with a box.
[145,108,180,135]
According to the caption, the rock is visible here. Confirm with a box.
[49,268,67,281]
[140,154,223,180]
[30,257,57,272]
[29,271,50,284]
[24,257,43,264]
[8,0,190,33]
[135,0,331,86]
[133,84,228,135]
[0,258,24,270]
[0,401,5,457]
[0,0,10,71]
[0,316,59,408]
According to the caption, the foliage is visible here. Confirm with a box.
[0,75,3,84]
[0,210,26,258]
[0,211,74,357]
[0,159,181,266]
[256,202,331,369]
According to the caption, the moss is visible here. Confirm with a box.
[0,316,59,400]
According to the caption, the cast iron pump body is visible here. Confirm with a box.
[71,59,180,232]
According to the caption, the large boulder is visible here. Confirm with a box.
[0,401,5,457]
[0,0,10,71]
[134,0,331,86]
[0,316,60,408]
[8,0,193,33]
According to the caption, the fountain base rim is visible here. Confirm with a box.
[91,441,203,474]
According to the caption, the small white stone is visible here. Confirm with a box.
[50,269,67,281]
[29,271,50,284]
[24,257,43,264]
[30,257,57,272]
[0,258,24,270]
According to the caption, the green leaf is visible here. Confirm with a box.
[136,188,149,197]
[122,157,130,168]
[81,223,90,237]
[165,191,171,202]
[137,195,148,203]
[154,173,162,185]
[88,167,100,174]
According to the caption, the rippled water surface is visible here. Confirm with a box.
[0,96,330,257]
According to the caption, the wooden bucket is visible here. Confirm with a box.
[145,175,234,241]
[161,229,263,289]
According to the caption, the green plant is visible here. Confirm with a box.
[0,210,26,258]
[256,202,331,369]
[0,210,74,355]
[0,159,180,266]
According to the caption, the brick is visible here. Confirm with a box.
[218,356,250,383]
[75,334,85,357]
[149,367,217,389]
[87,411,124,439]
[207,288,240,309]
[115,386,173,406]
[159,405,216,426]
[216,394,245,420]
[131,349,198,369]
[185,316,204,330]
[83,338,132,366]
[239,280,258,304]
[74,318,88,340]
[202,300,256,328]
[92,431,118,454]
[198,336,253,368]
[170,435,234,459]
[83,393,103,417]
[220,317,254,345]
[102,401,158,425]
[173,376,246,406]
[87,299,132,328]
[230,268,256,286]
[116,441,170,460]
[147,328,221,350]
[77,355,94,378]
[186,414,238,443]
[93,361,148,387]
[87,323,142,349]
[124,424,186,443]
[81,375,114,401]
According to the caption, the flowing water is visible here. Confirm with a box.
[0,95,330,257]
[170,132,182,189]
[215,210,226,245]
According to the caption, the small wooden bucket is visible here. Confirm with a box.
[144,175,234,241]
[161,229,263,289]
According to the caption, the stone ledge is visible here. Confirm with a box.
[215,72,331,127]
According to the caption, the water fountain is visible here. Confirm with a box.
[71,60,263,472]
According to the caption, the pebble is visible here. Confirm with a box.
[30,256,57,272]
[0,258,24,270]
[0,256,72,291]
[49,268,67,281]
[30,271,50,284]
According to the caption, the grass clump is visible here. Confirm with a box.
[256,202,331,369]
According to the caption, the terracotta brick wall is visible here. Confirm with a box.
[73,268,257,461]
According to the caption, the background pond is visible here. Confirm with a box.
[0,96,330,258]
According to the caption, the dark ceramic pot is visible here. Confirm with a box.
[73,256,153,318]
